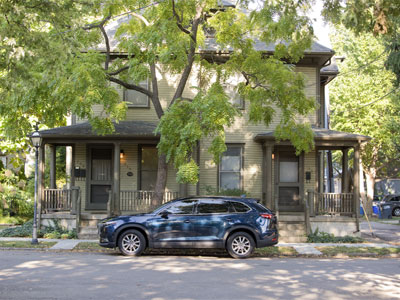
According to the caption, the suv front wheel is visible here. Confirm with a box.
[226,231,255,259]
[118,229,146,256]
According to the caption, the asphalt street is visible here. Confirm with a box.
[360,220,400,244]
[0,250,399,300]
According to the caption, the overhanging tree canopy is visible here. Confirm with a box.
[1,0,322,204]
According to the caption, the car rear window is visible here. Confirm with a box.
[230,201,251,213]
[253,202,271,212]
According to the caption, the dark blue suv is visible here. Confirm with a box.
[98,196,278,258]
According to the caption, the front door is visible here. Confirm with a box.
[87,146,113,210]
[275,150,304,212]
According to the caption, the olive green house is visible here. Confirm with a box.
[35,37,369,241]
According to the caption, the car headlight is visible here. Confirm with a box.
[104,221,117,226]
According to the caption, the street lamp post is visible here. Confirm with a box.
[30,129,42,245]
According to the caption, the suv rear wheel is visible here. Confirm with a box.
[393,207,400,217]
[118,229,146,256]
[226,231,255,259]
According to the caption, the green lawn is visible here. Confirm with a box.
[74,242,115,252]
[0,241,57,248]
[254,246,297,256]
[317,246,400,256]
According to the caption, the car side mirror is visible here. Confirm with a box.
[160,211,169,219]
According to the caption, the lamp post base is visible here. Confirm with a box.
[31,239,39,245]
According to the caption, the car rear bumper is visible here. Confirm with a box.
[257,230,278,247]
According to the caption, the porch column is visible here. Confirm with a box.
[37,145,45,230]
[113,143,121,215]
[342,148,349,193]
[353,144,361,231]
[66,145,73,188]
[263,144,273,209]
[49,144,56,189]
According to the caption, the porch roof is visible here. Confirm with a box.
[39,121,158,141]
[254,127,371,147]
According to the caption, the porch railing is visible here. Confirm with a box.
[316,193,354,215]
[120,190,179,212]
[42,188,72,213]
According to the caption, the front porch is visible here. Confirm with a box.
[255,127,370,241]
[35,121,181,237]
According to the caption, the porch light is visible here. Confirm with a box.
[30,130,42,148]
[120,150,124,159]
[29,127,42,245]
[271,153,275,160]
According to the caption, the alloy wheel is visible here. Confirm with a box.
[231,235,251,256]
[394,208,400,217]
[121,233,141,254]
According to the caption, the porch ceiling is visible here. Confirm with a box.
[39,121,159,142]
[254,127,371,147]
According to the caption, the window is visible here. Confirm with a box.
[219,145,243,191]
[0,156,6,168]
[124,80,149,108]
[230,201,251,213]
[223,83,244,109]
[139,146,158,190]
[197,200,230,214]
[279,152,299,183]
[162,200,196,215]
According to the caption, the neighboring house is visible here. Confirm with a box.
[35,24,369,242]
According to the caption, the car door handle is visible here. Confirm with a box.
[226,218,233,222]
[184,220,191,223]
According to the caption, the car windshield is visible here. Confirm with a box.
[150,200,175,214]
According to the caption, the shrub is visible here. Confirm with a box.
[307,228,363,243]
[0,219,77,239]
[0,219,34,237]
[0,169,33,218]
[205,186,250,197]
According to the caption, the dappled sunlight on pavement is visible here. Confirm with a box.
[0,251,399,299]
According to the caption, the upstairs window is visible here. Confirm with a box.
[223,83,244,109]
[219,145,243,191]
[124,80,150,108]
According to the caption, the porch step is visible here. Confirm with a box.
[278,213,307,243]
[78,226,98,239]
[79,213,107,228]
[279,236,308,243]
[80,213,108,220]
[278,213,305,222]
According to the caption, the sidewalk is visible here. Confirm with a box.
[1,237,399,255]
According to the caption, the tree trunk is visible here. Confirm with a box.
[152,153,168,208]
[365,170,376,217]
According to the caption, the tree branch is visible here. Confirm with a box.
[169,4,204,107]
[108,76,153,98]
[172,0,191,35]
[150,64,164,119]
[107,66,130,76]
[100,24,111,70]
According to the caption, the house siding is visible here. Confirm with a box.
[73,64,318,202]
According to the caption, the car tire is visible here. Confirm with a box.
[118,229,146,256]
[393,207,400,217]
[226,231,255,259]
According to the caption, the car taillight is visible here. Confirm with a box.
[260,213,273,219]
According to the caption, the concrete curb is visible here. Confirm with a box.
[1,237,399,254]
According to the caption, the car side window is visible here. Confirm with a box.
[197,200,231,214]
[230,201,251,213]
[162,200,196,215]
[391,196,400,202]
